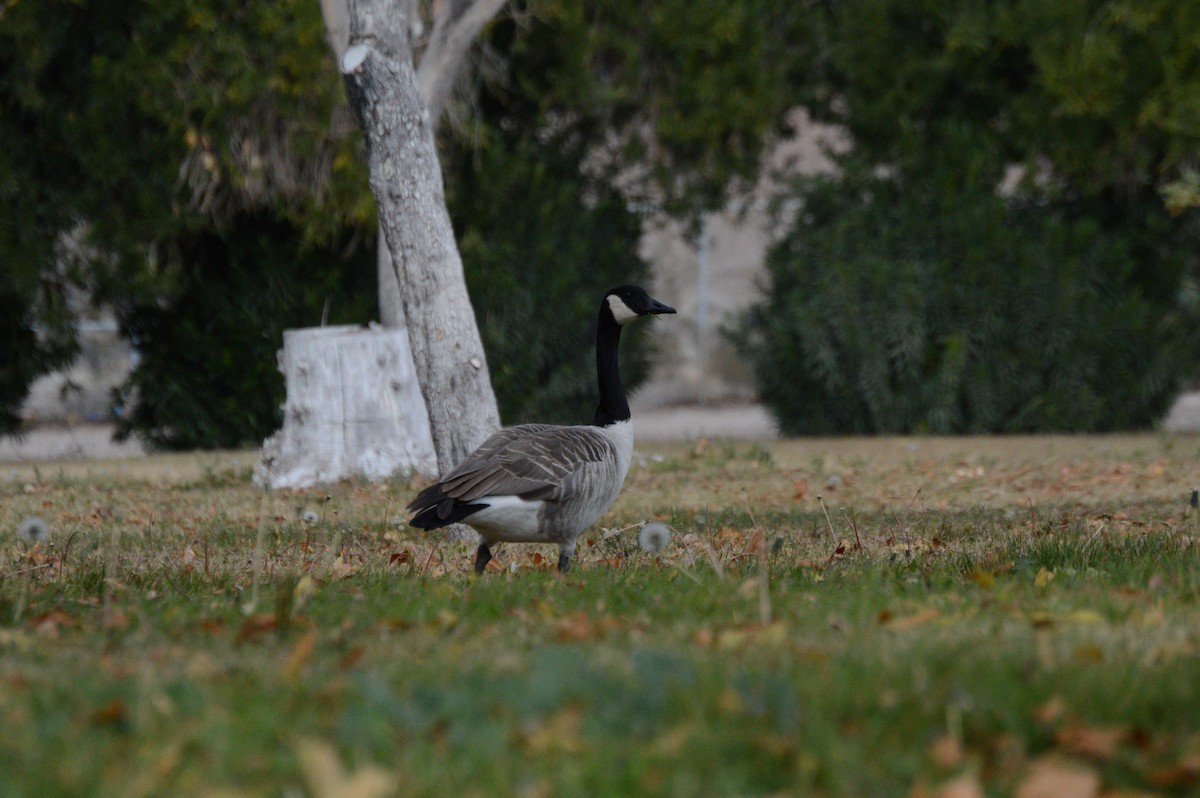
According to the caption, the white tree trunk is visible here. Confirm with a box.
[256,325,436,488]
[340,0,501,470]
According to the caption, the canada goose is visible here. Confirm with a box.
[407,285,676,573]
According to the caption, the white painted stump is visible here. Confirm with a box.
[256,325,436,488]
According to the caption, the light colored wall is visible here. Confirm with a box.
[634,111,844,408]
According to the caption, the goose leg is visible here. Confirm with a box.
[556,553,570,573]
[474,543,493,574]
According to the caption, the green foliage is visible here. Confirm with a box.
[468,0,812,221]
[448,137,651,424]
[112,214,375,450]
[737,0,1200,434]
[0,262,78,434]
[0,0,369,440]
[803,0,1200,202]
[735,166,1199,434]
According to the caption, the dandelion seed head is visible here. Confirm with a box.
[638,521,672,553]
[301,510,320,525]
[18,516,50,544]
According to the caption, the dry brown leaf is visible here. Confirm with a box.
[89,698,129,728]
[339,646,366,670]
[102,606,130,632]
[32,608,77,637]
[281,630,317,683]
[1146,754,1200,789]
[237,613,278,641]
[295,738,396,798]
[887,608,941,630]
[1015,756,1100,798]
[1055,723,1128,760]
[1034,695,1067,725]
[929,734,965,768]
[745,528,767,556]
[934,774,984,798]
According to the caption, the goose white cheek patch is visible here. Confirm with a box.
[607,295,639,325]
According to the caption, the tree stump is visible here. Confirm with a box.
[256,325,436,488]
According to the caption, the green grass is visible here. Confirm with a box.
[2,435,1200,797]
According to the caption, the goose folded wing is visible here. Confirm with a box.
[439,427,617,504]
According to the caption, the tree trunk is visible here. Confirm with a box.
[340,0,501,471]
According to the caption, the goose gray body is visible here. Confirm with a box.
[407,286,673,573]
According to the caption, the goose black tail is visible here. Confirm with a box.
[407,484,486,530]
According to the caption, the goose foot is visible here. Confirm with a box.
[474,543,493,574]
[556,554,570,573]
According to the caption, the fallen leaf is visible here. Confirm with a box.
[887,608,941,630]
[1055,723,1128,760]
[1034,696,1067,725]
[1015,756,1100,798]
[197,618,225,636]
[934,774,984,798]
[554,612,597,642]
[103,606,130,632]
[1146,754,1200,789]
[339,646,366,670]
[554,612,619,642]
[281,630,317,683]
[1035,568,1055,588]
[89,698,130,728]
[929,734,965,768]
[237,613,278,641]
[32,608,77,637]
[295,738,396,798]
[745,528,767,556]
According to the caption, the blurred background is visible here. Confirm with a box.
[3,0,1198,452]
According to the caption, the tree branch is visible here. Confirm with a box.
[417,0,506,122]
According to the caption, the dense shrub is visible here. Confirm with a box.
[112,214,375,450]
[448,137,652,424]
[0,280,76,434]
[734,170,1199,435]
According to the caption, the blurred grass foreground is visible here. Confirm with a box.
[2,434,1200,795]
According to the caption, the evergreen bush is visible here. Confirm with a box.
[448,137,652,425]
[112,213,375,450]
[733,169,1198,435]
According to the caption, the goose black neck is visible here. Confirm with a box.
[592,306,629,427]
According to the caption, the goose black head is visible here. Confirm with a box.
[605,285,677,326]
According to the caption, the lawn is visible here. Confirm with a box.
[2,434,1199,797]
